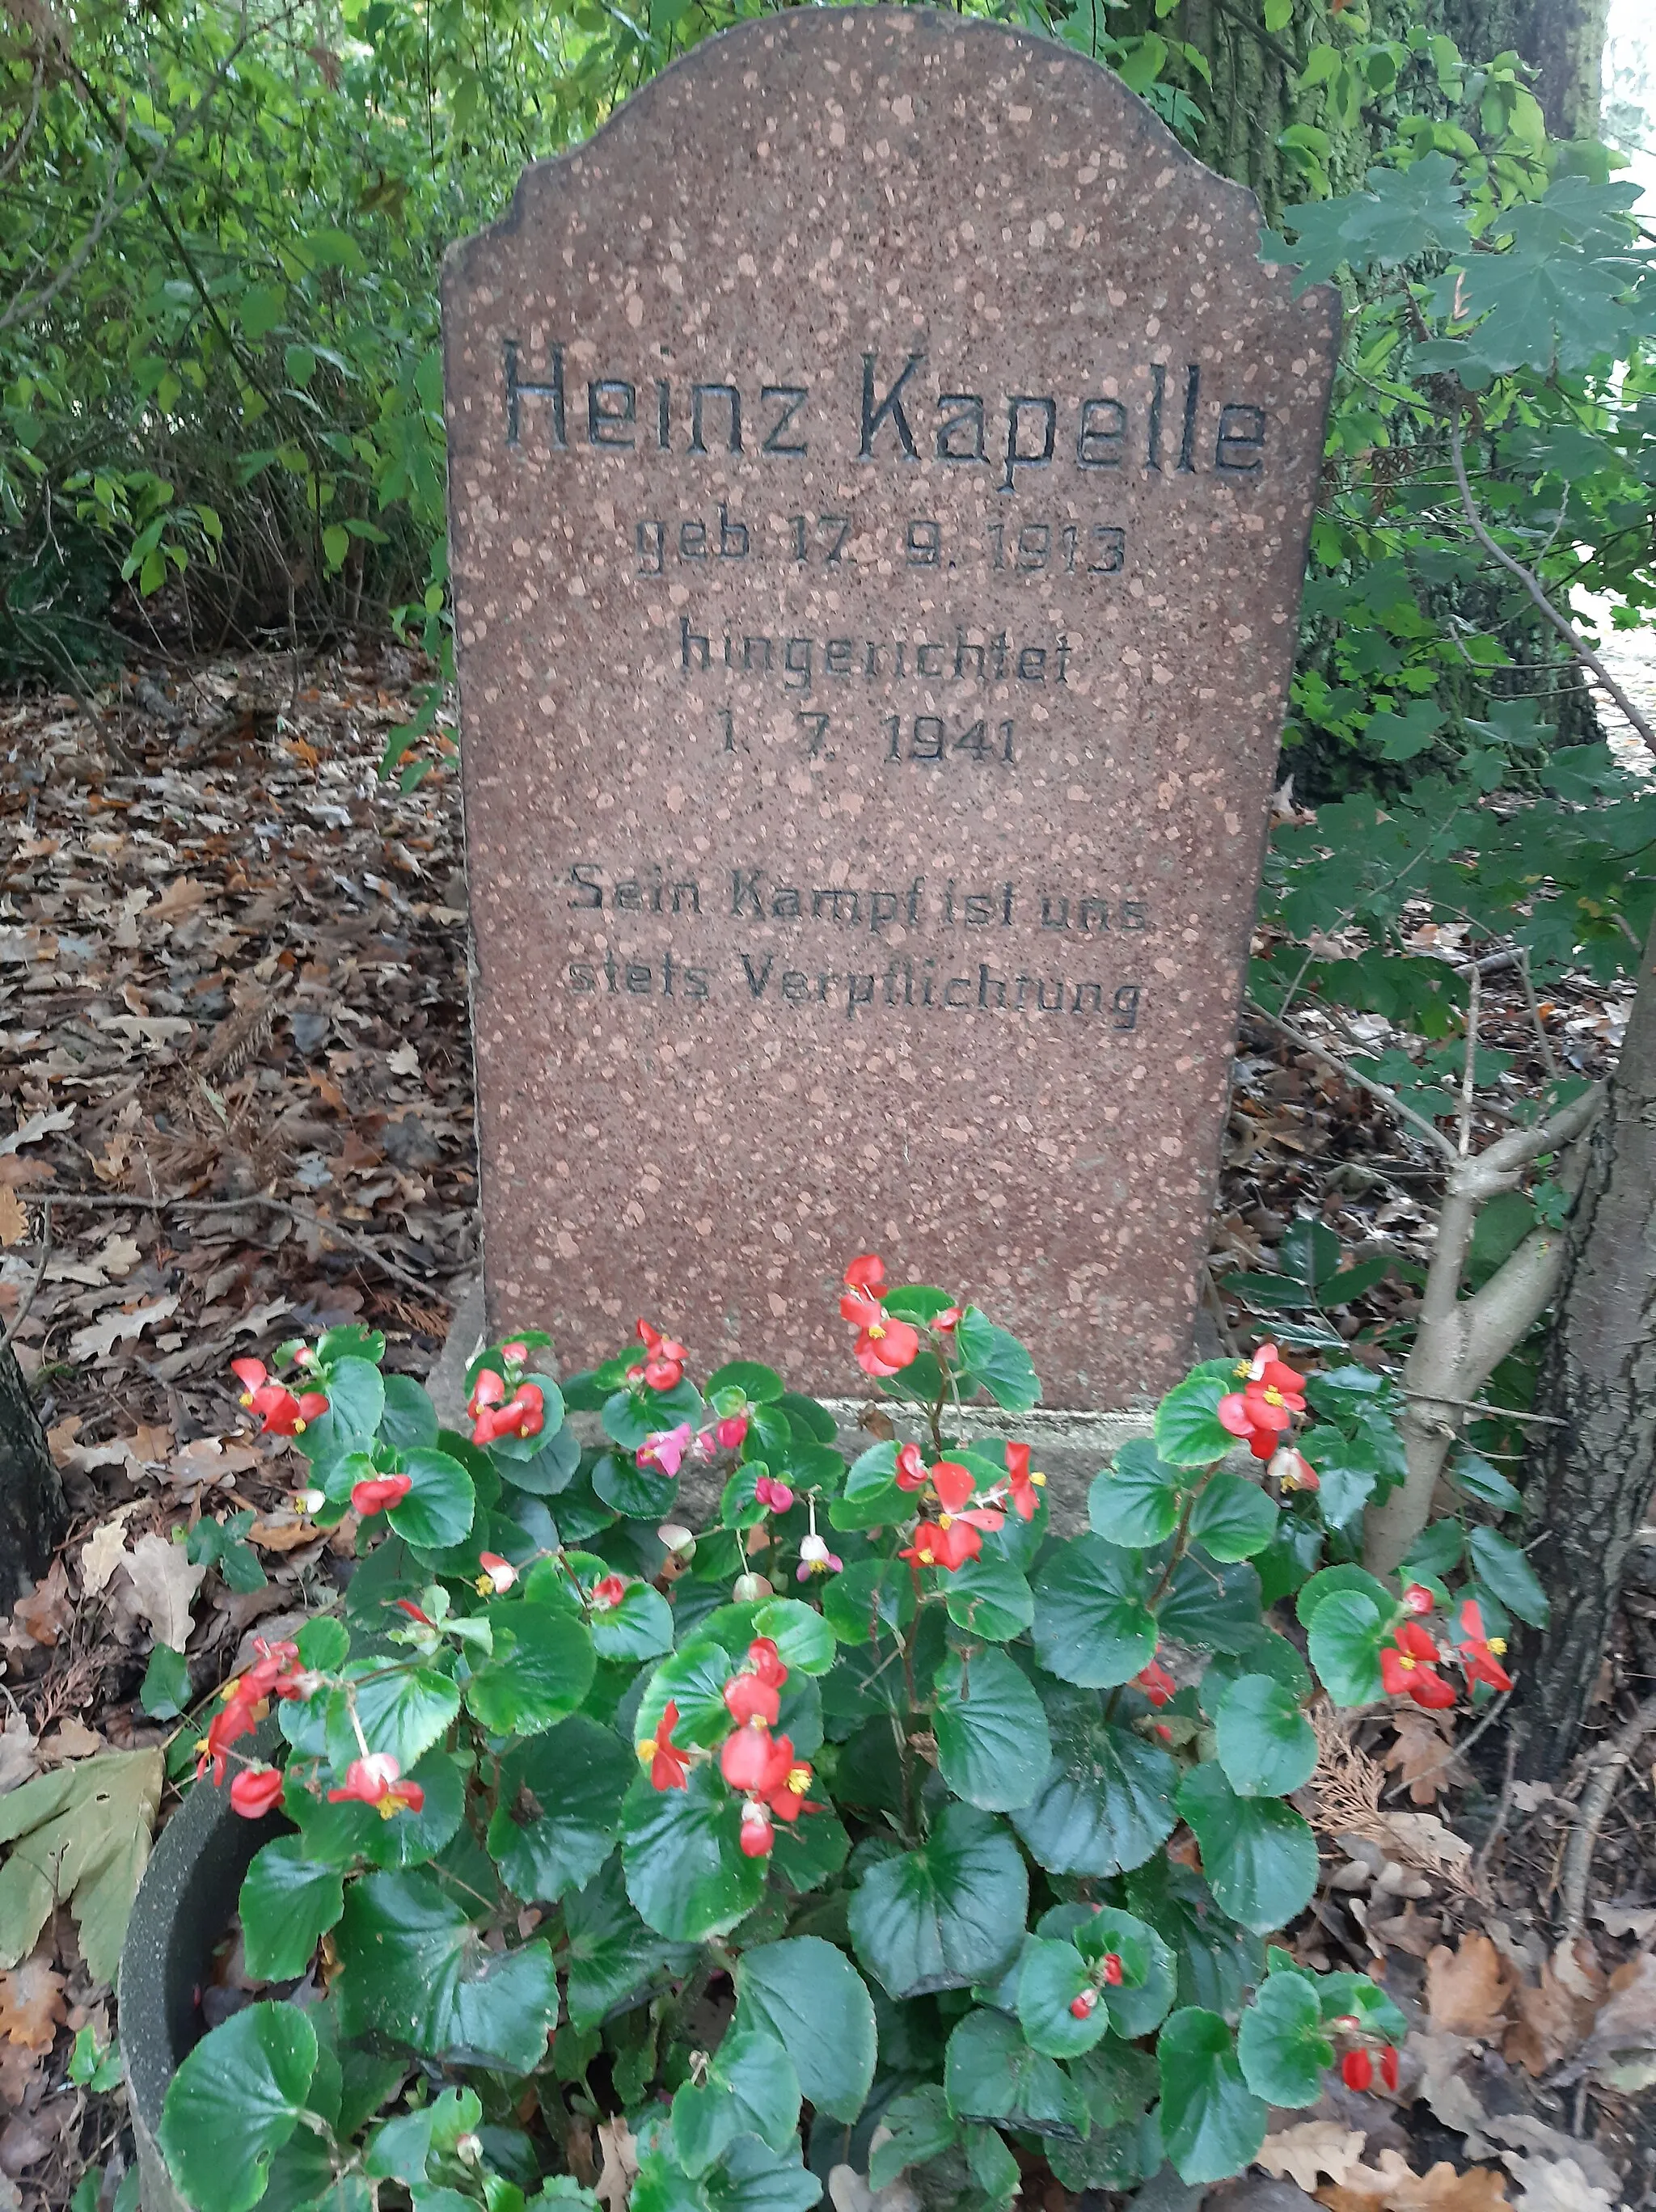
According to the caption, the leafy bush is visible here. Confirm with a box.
[158,1266,1506,2212]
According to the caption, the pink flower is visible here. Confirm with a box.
[796,1534,842,1580]
[716,1413,749,1450]
[754,1475,794,1513]
[639,1422,694,1478]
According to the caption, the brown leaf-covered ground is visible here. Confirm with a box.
[0,652,1648,2212]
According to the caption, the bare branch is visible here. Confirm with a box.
[1458,960,1480,1157]
[1246,1001,1458,1161]
[1450,422,1656,758]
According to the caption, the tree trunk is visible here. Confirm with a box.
[1430,0,1609,139]
[1517,910,1656,1779]
[0,1339,65,1609]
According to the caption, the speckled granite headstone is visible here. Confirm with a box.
[441,6,1337,1406]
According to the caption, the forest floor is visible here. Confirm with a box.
[0,647,1650,2212]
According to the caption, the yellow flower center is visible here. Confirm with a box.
[220,1678,242,1702]
[1032,1471,1047,1487]
[868,1322,885,1340]
[917,1547,935,1565]
[294,1416,307,1433]
[475,1572,492,1597]
[636,1737,657,1762]
[786,1766,810,1796]
[1263,1387,1285,1407]
[1399,1654,1416,1670]
[239,1391,254,1408]
[1488,1637,1507,1657]
[937,1513,953,1529]
[377,1798,401,1820]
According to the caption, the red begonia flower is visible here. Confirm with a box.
[1402,1584,1435,1617]
[589,1574,628,1611]
[1268,1444,1319,1492]
[1342,2049,1374,2092]
[840,1290,885,1327]
[763,1738,815,1822]
[900,1518,982,1572]
[843,1255,886,1294]
[934,1307,963,1336]
[1070,1987,1100,2020]
[1380,2046,1400,2092]
[230,1765,285,1819]
[720,1720,779,1793]
[895,1442,928,1492]
[1455,1600,1513,1692]
[739,1800,775,1858]
[853,1315,921,1378]
[754,1475,794,1513]
[1100,1952,1124,1986]
[1006,1442,1046,1520]
[395,1598,433,1625]
[638,1700,687,1790]
[1380,1619,1455,1708]
[352,1472,412,1517]
[716,1413,749,1450]
[630,1319,687,1391]
[327,1752,425,1818]
[746,1638,788,1687]
[724,1672,782,1728]
[475,1552,517,1594]
[1135,1658,1177,1708]
[930,1461,976,1516]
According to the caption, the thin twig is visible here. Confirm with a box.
[1515,948,1561,1083]
[27,1190,443,1293]
[1400,1387,1569,1426]
[1459,960,1481,1157]
[1382,1691,1510,1803]
[1246,1002,1459,1162]
[1449,422,1656,757]
[1472,1726,1522,1881]
[2,1197,53,1353]
[1559,1692,1656,1941]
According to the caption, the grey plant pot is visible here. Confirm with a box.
[120,1734,288,2212]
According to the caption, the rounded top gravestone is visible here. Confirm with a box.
[441,6,1337,1406]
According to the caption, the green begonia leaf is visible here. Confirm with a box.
[488,1715,634,1904]
[735,1935,877,2122]
[621,1763,766,1942]
[1157,2007,1266,2184]
[1088,1438,1185,1547]
[1177,1764,1319,1933]
[1189,1474,1278,1562]
[1236,1969,1333,2106]
[239,1837,344,1981]
[336,1870,556,2071]
[463,1605,596,1736]
[847,1802,1028,1999]
[1032,1535,1157,1687]
[1214,1675,1318,1798]
[158,2003,319,2212]
[563,1857,697,2030]
[932,1647,1051,1811]
[1011,1688,1178,1876]
[943,2007,1086,2137]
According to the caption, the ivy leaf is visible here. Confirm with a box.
[463,1605,597,1736]
[336,1870,557,2071]
[1156,2007,1266,2184]
[735,1936,877,2123]
[933,1648,1052,1812]
[943,2007,1086,2137]
[562,1857,697,2032]
[1088,1438,1185,1547]
[621,1763,766,1943]
[1236,1969,1333,2106]
[239,1838,345,1981]
[158,2003,319,2212]
[847,1803,1028,1999]
[1032,1535,1158,1687]
[1011,1686,1177,1876]
[1176,1764,1319,1933]
[1214,1676,1318,1798]
[487,1714,634,1905]
[1467,1526,1550,1626]
[1189,1475,1278,1563]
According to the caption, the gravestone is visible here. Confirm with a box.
[441,7,1337,1406]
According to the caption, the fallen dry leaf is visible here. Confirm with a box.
[0,1955,65,2052]
[1380,1811,1474,1889]
[594,2116,638,2212]
[1317,2149,1510,2212]
[0,1716,36,1796]
[150,876,210,922]
[1382,1710,1462,1805]
[170,1437,260,1488]
[0,1108,74,1158]
[10,1562,74,1649]
[1503,1941,1604,2077]
[1504,2157,1616,2212]
[80,1505,143,1595]
[1426,1935,1514,2037]
[1368,1902,1442,1959]
[38,1719,103,1761]
[1257,2124,1370,2193]
[1589,1898,1656,1940]
[67,1292,180,1364]
[1577,1950,1656,2093]
[122,1531,205,1651]
[0,1189,26,1247]
[246,1514,321,1553]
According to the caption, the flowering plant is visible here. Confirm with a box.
[158,1271,1503,2212]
